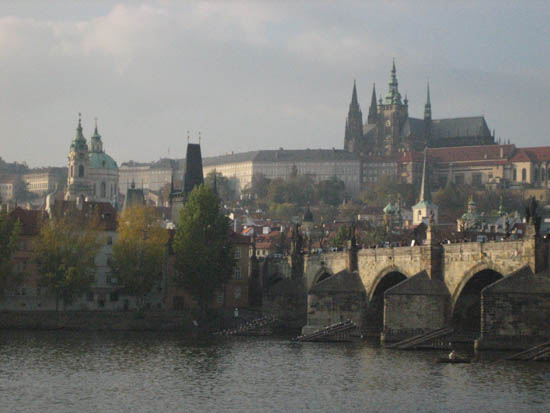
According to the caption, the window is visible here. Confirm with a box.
[110,291,119,302]
[78,165,84,178]
[70,166,74,177]
[101,182,106,198]
[234,267,242,280]
[107,236,112,246]
[217,293,224,304]
[472,173,482,187]
[522,168,527,181]
[234,248,241,259]
[234,287,242,299]
[513,169,517,181]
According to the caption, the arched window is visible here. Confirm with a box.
[101,182,106,198]
[70,166,74,177]
[78,165,84,178]
[513,169,517,181]
[534,167,539,182]
[541,167,546,182]
[522,168,527,181]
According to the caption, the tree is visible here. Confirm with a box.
[173,185,235,314]
[0,210,20,294]
[330,225,349,248]
[242,173,270,201]
[13,177,35,202]
[34,212,101,310]
[205,171,236,203]
[110,205,169,308]
[315,176,346,206]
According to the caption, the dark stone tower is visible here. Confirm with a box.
[344,80,363,153]
[183,143,204,198]
[367,83,378,124]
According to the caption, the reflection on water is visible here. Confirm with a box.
[0,331,549,412]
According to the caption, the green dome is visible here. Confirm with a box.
[383,202,396,215]
[89,152,118,170]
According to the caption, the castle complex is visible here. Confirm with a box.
[345,61,550,194]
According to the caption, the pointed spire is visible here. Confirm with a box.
[76,112,84,140]
[385,59,402,105]
[424,81,432,121]
[368,83,378,124]
[419,148,431,203]
[344,80,363,152]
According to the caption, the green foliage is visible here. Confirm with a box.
[204,171,236,202]
[330,225,349,248]
[13,177,36,202]
[361,175,416,208]
[242,173,271,201]
[359,224,386,247]
[34,213,101,310]
[267,175,315,206]
[315,176,346,206]
[268,202,298,221]
[173,185,235,312]
[338,202,361,221]
[0,211,21,294]
[110,205,169,306]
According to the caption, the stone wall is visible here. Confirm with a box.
[382,272,450,343]
[477,266,550,350]
[0,311,191,331]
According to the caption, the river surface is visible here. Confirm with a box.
[0,330,549,412]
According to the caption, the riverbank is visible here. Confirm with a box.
[0,310,196,331]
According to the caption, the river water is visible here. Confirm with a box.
[0,331,549,412]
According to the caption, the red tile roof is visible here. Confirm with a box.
[9,207,44,236]
[427,144,515,163]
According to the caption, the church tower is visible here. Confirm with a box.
[412,149,438,226]
[376,59,409,155]
[344,80,363,153]
[65,114,92,202]
[90,118,103,153]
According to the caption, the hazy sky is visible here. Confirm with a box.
[1,1,549,167]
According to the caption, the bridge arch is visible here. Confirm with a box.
[450,262,507,311]
[451,264,504,336]
[311,267,334,287]
[363,266,409,335]
[368,266,410,301]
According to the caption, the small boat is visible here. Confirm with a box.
[436,358,471,364]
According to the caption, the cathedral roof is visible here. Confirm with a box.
[89,152,118,170]
[431,116,491,139]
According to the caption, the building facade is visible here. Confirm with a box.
[203,149,361,197]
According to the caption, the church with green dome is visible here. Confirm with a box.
[65,114,119,206]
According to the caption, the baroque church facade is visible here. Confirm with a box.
[65,115,119,205]
[344,60,495,186]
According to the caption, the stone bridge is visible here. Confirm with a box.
[261,224,550,350]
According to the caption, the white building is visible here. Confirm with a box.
[203,148,361,197]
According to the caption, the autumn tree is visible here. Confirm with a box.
[0,210,21,294]
[173,185,235,314]
[34,213,101,310]
[110,205,169,309]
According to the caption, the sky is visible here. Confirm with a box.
[0,1,549,167]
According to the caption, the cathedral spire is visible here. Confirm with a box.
[368,83,378,124]
[424,81,432,121]
[344,80,363,153]
[385,58,402,105]
[419,149,431,203]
